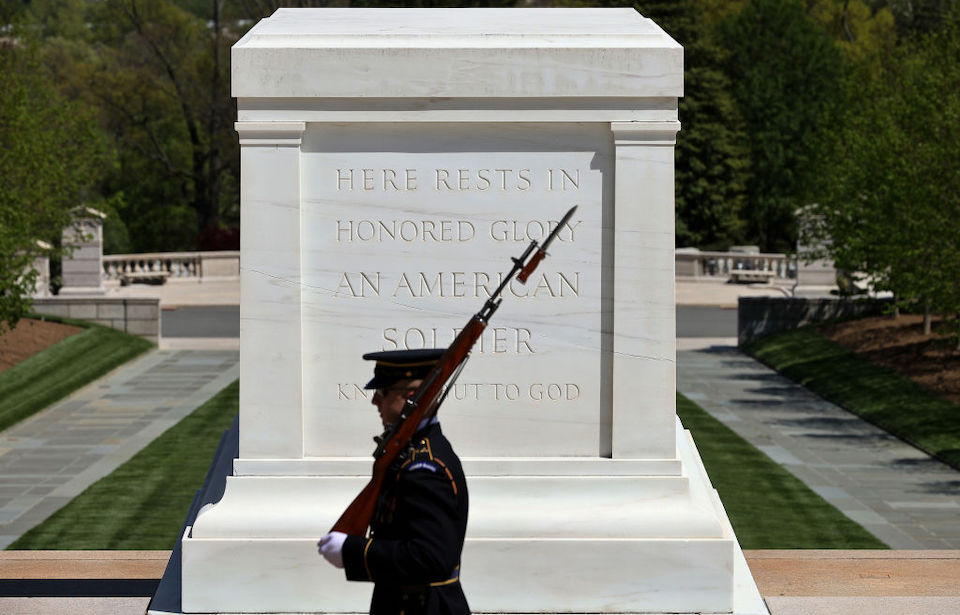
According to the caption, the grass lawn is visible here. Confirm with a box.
[0,316,153,433]
[10,380,885,550]
[677,393,887,549]
[743,326,960,470]
[9,381,239,549]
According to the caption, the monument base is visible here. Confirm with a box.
[152,419,766,614]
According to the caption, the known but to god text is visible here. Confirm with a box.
[338,382,581,402]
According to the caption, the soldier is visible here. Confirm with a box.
[318,348,470,615]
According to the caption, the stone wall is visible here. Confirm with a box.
[738,296,891,345]
[31,297,160,345]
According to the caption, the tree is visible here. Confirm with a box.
[0,43,110,330]
[33,0,241,252]
[718,0,849,252]
[886,0,959,36]
[805,0,899,60]
[637,0,751,249]
[812,8,960,344]
[96,0,239,250]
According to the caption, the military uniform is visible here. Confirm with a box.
[342,420,470,615]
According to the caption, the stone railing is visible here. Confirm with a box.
[102,249,789,284]
[676,249,795,282]
[102,251,239,283]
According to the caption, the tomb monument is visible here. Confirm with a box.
[160,8,767,614]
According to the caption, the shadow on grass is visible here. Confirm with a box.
[677,393,888,549]
[0,316,153,433]
[743,326,960,472]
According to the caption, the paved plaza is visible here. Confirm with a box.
[0,349,239,548]
[678,345,960,549]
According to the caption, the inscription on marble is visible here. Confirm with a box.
[336,167,580,192]
[300,123,609,456]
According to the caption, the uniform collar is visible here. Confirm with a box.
[415,415,439,435]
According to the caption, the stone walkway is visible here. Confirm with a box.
[678,345,960,549]
[0,349,239,549]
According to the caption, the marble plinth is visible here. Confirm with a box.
[170,420,764,614]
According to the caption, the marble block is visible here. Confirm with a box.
[60,207,106,296]
[174,7,767,615]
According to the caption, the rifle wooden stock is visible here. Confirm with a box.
[517,249,545,283]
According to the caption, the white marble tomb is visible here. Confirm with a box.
[169,8,767,615]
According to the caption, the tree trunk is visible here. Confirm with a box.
[923,298,932,335]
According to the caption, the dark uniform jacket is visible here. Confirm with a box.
[342,422,470,615]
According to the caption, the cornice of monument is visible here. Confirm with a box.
[232,8,683,100]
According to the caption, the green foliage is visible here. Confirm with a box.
[718,0,849,253]
[638,0,750,249]
[11,0,955,260]
[23,0,90,40]
[805,0,899,60]
[744,326,960,470]
[0,44,111,329]
[887,0,959,36]
[10,381,238,549]
[29,0,240,252]
[812,8,960,334]
[98,193,133,255]
[677,393,887,548]
[0,317,152,433]
[92,0,238,250]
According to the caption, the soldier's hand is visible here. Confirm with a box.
[318,531,347,568]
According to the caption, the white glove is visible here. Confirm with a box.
[318,531,347,569]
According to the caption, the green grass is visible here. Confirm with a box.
[11,379,883,549]
[0,316,153,432]
[678,393,887,549]
[743,326,960,470]
[9,380,239,550]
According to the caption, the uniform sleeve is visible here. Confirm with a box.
[342,464,460,585]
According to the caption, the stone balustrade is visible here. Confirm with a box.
[675,249,795,282]
[102,249,789,285]
[102,251,239,283]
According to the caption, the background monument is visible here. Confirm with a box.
[59,207,106,296]
[169,8,765,614]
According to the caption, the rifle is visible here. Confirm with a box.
[331,205,578,536]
